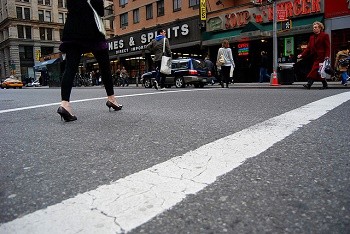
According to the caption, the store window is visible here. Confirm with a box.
[173,0,181,11]
[120,13,128,28]
[45,11,51,22]
[189,0,199,7]
[119,0,128,6]
[17,25,31,39]
[58,12,64,23]
[39,27,52,40]
[133,9,139,24]
[146,4,153,20]
[58,0,66,8]
[16,7,30,20]
[24,8,30,19]
[19,46,33,60]
[157,0,164,17]
[38,10,44,21]
[38,0,50,6]
[41,46,53,57]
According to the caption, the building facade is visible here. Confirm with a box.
[0,0,114,82]
[108,0,206,80]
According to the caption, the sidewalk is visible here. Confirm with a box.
[122,81,349,89]
[29,81,349,89]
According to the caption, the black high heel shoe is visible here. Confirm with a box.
[57,106,77,122]
[106,100,123,111]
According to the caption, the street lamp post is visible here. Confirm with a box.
[272,0,278,77]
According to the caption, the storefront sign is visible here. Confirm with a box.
[277,10,287,21]
[108,18,201,56]
[238,43,249,56]
[200,0,206,20]
[207,0,323,31]
[324,0,350,17]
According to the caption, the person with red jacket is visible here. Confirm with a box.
[297,21,330,89]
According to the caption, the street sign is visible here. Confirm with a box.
[281,20,292,30]
[200,0,206,20]
[277,10,287,21]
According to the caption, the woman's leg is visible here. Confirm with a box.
[60,47,82,112]
[93,49,121,104]
[222,66,230,86]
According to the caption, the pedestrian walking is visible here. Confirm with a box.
[334,44,350,86]
[259,51,271,83]
[146,28,172,90]
[297,21,330,90]
[57,0,122,122]
[217,40,235,88]
[120,67,129,87]
[204,55,216,85]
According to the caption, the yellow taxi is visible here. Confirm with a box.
[1,76,24,89]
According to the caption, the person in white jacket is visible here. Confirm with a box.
[217,39,235,88]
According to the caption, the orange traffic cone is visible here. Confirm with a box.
[270,71,280,86]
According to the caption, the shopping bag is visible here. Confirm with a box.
[229,64,235,77]
[160,55,172,74]
[318,59,330,79]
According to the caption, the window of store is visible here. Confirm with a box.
[38,10,44,21]
[119,0,128,7]
[45,11,51,22]
[58,12,64,23]
[46,28,52,40]
[146,4,153,20]
[19,46,33,60]
[39,27,52,40]
[41,46,53,57]
[17,25,31,39]
[18,25,24,38]
[173,0,181,12]
[58,0,66,8]
[25,25,31,39]
[133,8,139,24]
[120,13,128,28]
[189,0,199,7]
[16,7,22,19]
[16,7,30,20]
[38,0,50,6]
[24,8,30,19]
[157,0,164,17]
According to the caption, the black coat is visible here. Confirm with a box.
[62,0,105,42]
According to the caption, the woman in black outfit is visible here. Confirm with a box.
[57,0,122,122]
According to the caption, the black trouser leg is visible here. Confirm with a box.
[321,79,328,87]
[93,49,114,96]
[61,48,82,101]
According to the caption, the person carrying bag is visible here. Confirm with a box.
[146,29,172,90]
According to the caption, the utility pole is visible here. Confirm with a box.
[272,0,278,76]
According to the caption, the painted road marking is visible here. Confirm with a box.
[1,92,350,233]
[0,89,211,114]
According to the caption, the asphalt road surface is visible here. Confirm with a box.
[1,86,349,233]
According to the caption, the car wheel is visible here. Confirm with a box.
[193,84,199,88]
[175,77,185,88]
[144,78,152,88]
[199,83,205,88]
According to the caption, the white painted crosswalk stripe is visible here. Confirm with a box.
[1,92,350,233]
